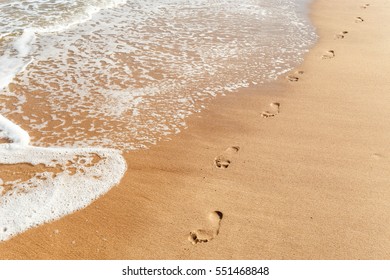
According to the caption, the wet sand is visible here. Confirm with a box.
[1,0,390,259]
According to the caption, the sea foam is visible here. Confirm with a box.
[0,114,30,146]
[0,115,127,242]
[0,0,127,97]
[13,29,36,57]
[0,0,317,151]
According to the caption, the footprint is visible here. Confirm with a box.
[214,146,240,169]
[372,153,385,160]
[261,102,280,118]
[286,75,299,82]
[286,70,304,82]
[355,17,364,23]
[335,31,348,39]
[322,50,335,59]
[188,211,223,245]
[360,4,370,9]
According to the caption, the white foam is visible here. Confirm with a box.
[0,0,127,92]
[13,29,36,57]
[33,0,127,34]
[0,115,30,145]
[1,0,316,151]
[1,0,317,153]
[0,114,127,242]
[0,55,33,91]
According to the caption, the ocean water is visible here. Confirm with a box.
[0,0,317,150]
[0,0,316,241]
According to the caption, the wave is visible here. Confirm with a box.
[0,0,127,91]
[0,113,127,242]
[0,0,128,242]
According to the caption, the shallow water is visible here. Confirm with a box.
[0,0,317,150]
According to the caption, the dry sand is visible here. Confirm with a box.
[1,0,390,259]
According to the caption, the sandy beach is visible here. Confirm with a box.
[1,0,390,259]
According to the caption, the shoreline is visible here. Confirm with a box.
[1,0,390,259]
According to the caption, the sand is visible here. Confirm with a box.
[1,0,390,259]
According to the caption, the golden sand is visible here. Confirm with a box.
[1,0,390,259]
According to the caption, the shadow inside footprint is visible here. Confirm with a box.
[188,211,223,245]
[355,17,364,23]
[286,70,304,82]
[335,31,348,39]
[286,75,299,82]
[322,50,335,59]
[214,146,239,169]
[372,153,385,160]
[261,102,280,118]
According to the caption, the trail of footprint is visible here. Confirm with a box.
[214,146,240,169]
[286,70,304,82]
[322,50,335,59]
[355,17,364,23]
[188,211,223,245]
[261,102,280,118]
[335,31,348,39]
